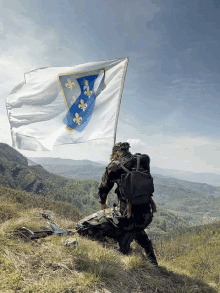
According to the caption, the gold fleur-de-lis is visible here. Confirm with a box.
[78,99,87,111]
[70,96,77,105]
[65,78,75,90]
[83,80,92,98]
[73,112,82,126]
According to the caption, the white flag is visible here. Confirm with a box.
[6,57,129,151]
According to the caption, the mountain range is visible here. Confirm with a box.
[28,155,220,224]
[0,143,219,226]
[151,167,220,187]
[0,143,189,233]
[28,157,220,186]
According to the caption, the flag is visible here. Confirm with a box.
[6,57,129,151]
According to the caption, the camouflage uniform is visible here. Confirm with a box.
[98,144,158,265]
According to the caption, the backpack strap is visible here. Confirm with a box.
[120,164,130,173]
[113,160,130,173]
[114,157,133,218]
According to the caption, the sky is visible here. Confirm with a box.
[0,0,220,174]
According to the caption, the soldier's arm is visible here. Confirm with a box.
[98,167,114,205]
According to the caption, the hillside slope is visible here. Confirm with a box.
[0,143,57,194]
[0,143,189,233]
[0,185,217,293]
[154,221,220,291]
[152,176,220,224]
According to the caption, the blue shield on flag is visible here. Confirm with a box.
[58,70,106,132]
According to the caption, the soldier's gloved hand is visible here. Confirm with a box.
[100,203,108,210]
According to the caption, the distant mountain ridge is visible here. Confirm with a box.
[28,157,220,186]
[28,157,106,167]
[27,155,220,224]
[0,145,219,225]
[0,143,190,232]
[151,167,220,187]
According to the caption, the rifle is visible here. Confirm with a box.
[13,212,73,241]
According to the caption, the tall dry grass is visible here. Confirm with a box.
[0,185,218,292]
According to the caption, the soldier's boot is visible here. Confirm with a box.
[143,240,158,266]
[135,230,158,266]
[117,232,133,255]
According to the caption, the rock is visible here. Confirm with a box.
[64,238,78,248]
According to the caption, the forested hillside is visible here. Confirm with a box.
[1,143,220,227]
[0,143,188,234]
[29,154,220,225]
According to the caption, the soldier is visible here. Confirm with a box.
[98,142,158,266]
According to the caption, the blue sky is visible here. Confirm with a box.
[0,0,220,174]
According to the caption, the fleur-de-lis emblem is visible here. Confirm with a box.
[83,80,92,98]
[73,112,82,126]
[70,96,77,105]
[65,78,75,90]
[78,99,87,111]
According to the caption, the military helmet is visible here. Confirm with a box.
[112,142,130,153]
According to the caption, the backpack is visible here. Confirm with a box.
[118,155,154,217]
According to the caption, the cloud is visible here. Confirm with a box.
[0,21,3,34]
[146,135,220,173]
[0,10,62,100]
[0,8,96,102]
[126,138,147,148]
[116,128,220,173]
[2,120,220,174]
[0,55,33,99]
[126,138,149,154]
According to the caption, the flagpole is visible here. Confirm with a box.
[105,57,129,208]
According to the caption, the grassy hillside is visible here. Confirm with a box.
[154,222,220,291]
[148,205,188,236]
[0,184,84,223]
[0,184,218,293]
